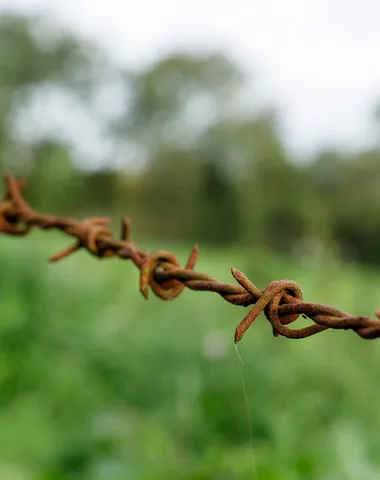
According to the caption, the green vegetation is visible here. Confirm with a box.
[0,234,380,479]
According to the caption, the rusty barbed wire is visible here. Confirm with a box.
[1,172,380,343]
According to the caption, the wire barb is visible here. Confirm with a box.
[1,173,380,343]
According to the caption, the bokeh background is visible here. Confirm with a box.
[1,1,380,479]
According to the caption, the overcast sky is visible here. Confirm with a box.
[1,0,380,159]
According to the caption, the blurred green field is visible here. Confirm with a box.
[1,232,380,480]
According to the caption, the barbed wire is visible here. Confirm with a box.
[1,172,380,342]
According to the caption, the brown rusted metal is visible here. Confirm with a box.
[1,172,380,343]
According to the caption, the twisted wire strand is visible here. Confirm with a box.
[1,172,380,343]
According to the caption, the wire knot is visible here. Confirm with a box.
[49,217,114,262]
[232,269,305,343]
[0,174,32,236]
[140,245,199,300]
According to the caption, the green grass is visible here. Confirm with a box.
[1,232,380,479]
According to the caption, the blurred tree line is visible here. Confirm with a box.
[1,11,380,265]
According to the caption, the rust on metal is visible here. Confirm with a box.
[1,172,380,343]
